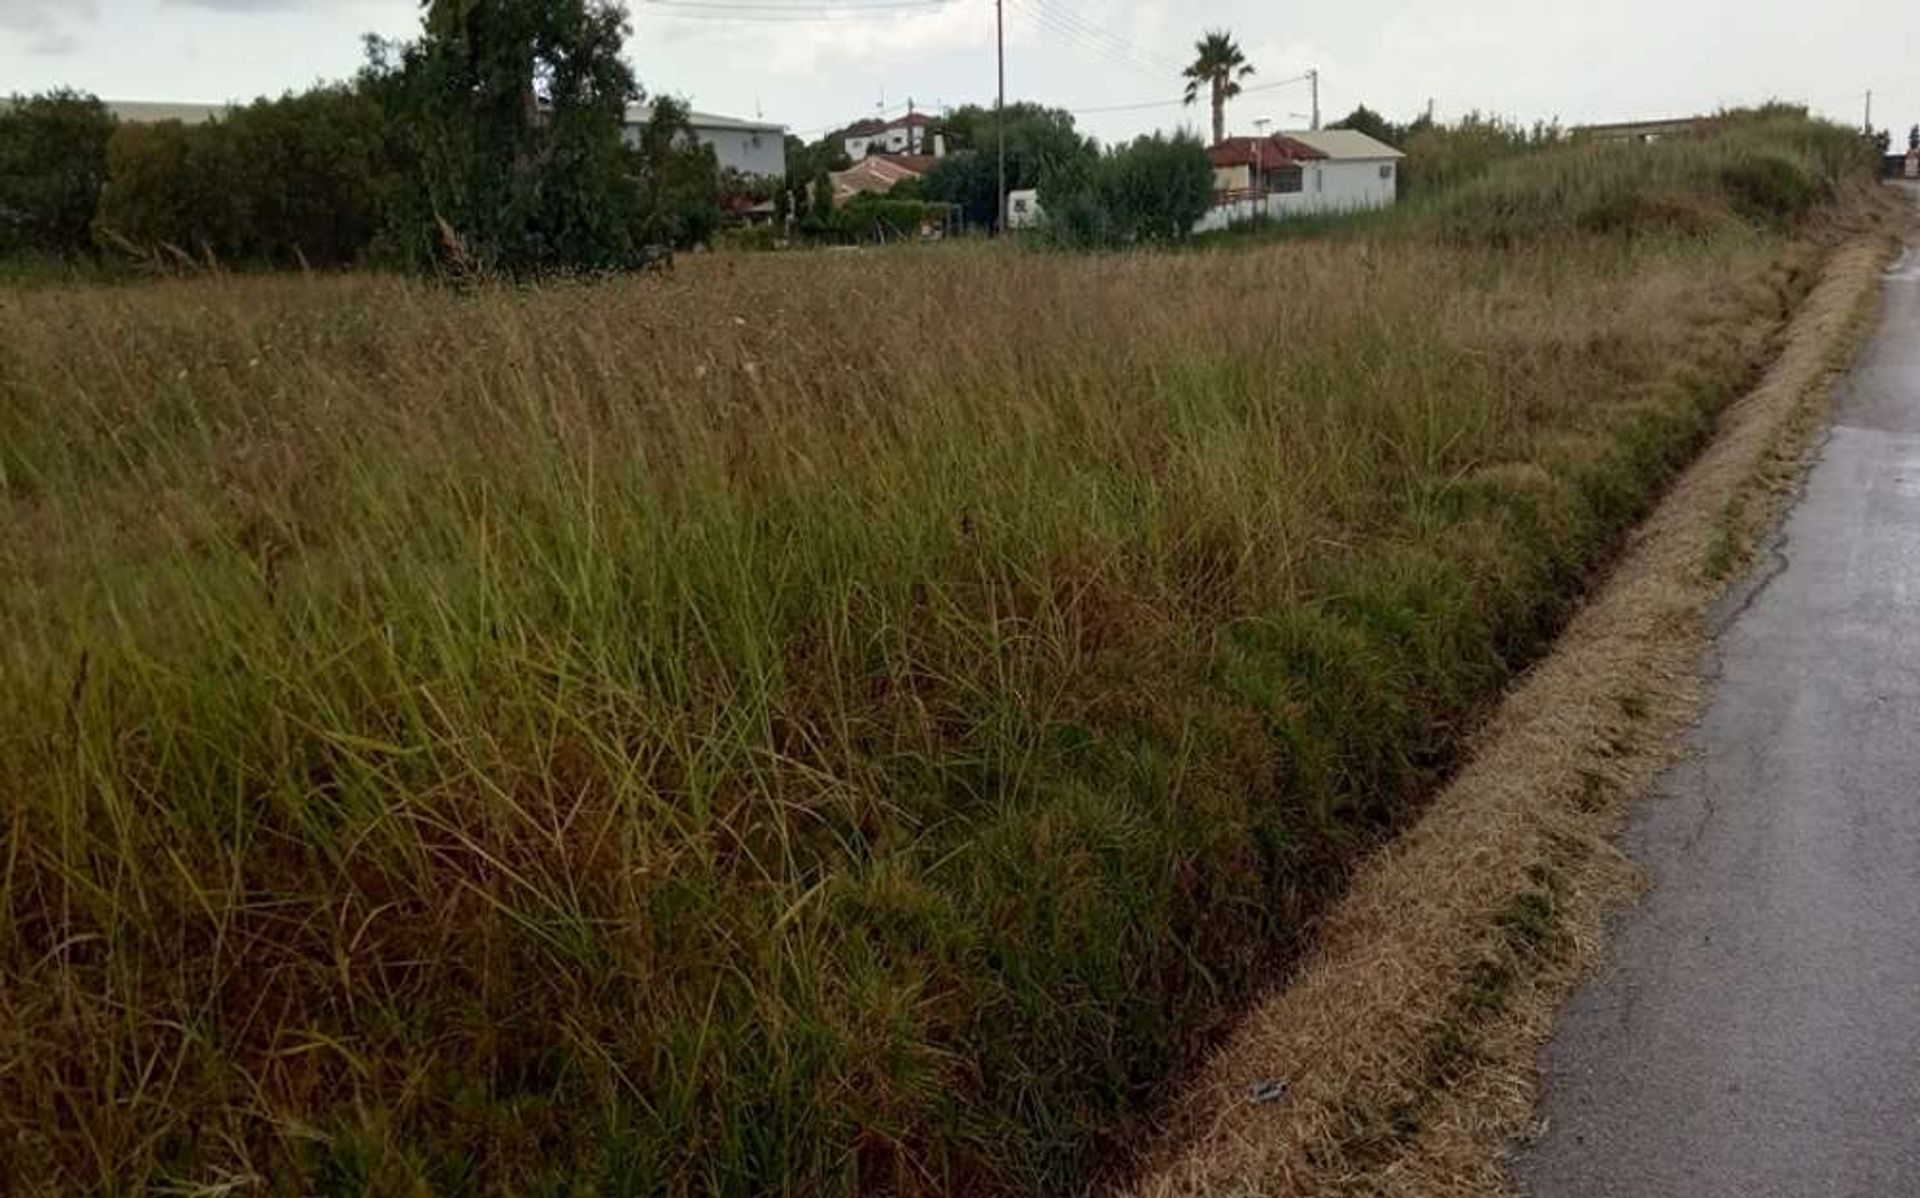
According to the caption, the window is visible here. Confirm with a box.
[1380,163,1394,179]
[1264,164,1303,194]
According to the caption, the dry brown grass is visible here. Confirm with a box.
[0,144,1887,1193]
[1126,188,1910,1198]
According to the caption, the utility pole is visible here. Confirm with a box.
[1864,89,1873,135]
[995,0,1006,233]
[1308,68,1320,131]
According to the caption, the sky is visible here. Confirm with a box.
[3,0,1916,150]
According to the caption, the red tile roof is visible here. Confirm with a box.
[1207,134,1325,168]
[868,152,936,173]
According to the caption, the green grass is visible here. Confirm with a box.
[0,115,1871,1195]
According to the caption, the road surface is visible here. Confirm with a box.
[1514,188,1920,1197]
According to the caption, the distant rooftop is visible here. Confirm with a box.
[625,104,784,134]
[106,101,228,125]
[1287,129,1405,160]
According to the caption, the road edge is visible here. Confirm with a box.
[1127,199,1909,1198]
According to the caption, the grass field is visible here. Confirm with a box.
[0,114,1874,1194]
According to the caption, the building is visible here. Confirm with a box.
[1205,132,1326,197]
[826,153,935,206]
[1195,128,1403,232]
[625,105,786,179]
[843,112,942,161]
[106,101,225,125]
[1573,116,1715,143]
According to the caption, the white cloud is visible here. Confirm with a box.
[0,0,97,33]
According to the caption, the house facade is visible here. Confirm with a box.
[625,105,786,179]
[1196,128,1403,232]
[843,113,940,161]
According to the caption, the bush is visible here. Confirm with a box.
[1428,108,1865,244]
[1720,154,1820,225]
[95,88,386,268]
[0,90,116,259]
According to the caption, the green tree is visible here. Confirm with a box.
[94,88,387,268]
[1330,104,1402,147]
[1181,30,1253,147]
[95,119,242,261]
[367,0,641,272]
[0,90,116,259]
[629,96,721,249]
[923,103,1093,227]
[1038,131,1212,247]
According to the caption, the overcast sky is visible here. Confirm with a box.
[3,0,1915,149]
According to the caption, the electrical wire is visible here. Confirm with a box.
[1026,0,1182,74]
[1007,0,1162,80]
[636,0,952,20]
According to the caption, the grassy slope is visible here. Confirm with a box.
[0,116,1870,1194]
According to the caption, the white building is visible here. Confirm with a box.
[624,105,786,179]
[1195,128,1404,233]
[842,113,940,161]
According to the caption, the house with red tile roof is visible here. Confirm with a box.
[827,153,937,206]
[844,112,942,161]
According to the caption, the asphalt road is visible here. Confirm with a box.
[1514,187,1920,1198]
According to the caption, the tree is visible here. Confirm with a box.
[0,90,116,259]
[1331,104,1402,147]
[1181,30,1253,147]
[923,103,1094,226]
[366,0,641,273]
[1038,131,1212,247]
[629,96,721,249]
[1910,124,1919,153]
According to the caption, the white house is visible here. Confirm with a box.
[842,112,942,161]
[1195,128,1404,233]
[625,105,786,179]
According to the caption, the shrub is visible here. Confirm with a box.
[1719,154,1820,225]
[95,88,386,268]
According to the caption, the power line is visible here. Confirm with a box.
[1052,71,1314,120]
[636,0,953,19]
[1025,0,1181,74]
[1007,0,1162,79]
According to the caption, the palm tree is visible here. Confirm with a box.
[1182,30,1254,147]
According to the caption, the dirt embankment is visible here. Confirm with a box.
[1127,194,1911,1198]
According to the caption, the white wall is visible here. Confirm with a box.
[698,126,785,178]
[626,119,785,180]
[845,125,925,161]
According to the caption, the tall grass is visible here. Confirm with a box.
[0,118,1866,1194]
